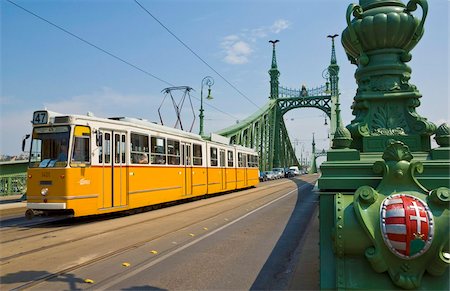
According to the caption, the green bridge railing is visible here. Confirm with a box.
[0,160,28,196]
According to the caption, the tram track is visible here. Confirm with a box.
[1,177,316,263]
[1,179,294,245]
[5,175,318,290]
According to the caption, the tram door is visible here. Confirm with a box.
[243,153,248,187]
[99,130,127,209]
[181,143,192,196]
[112,132,127,207]
[100,131,112,209]
[220,149,226,190]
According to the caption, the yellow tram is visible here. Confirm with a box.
[25,110,259,219]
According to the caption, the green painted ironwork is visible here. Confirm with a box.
[217,38,338,171]
[0,161,28,196]
[342,0,435,152]
[318,0,449,289]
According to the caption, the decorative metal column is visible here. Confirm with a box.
[342,0,435,152]
[318,0,449,289]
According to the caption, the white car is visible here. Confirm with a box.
[272,168,285,179]
[264,171,276,180]
[289,166,300,175]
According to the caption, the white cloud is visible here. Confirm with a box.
[221,38,253,65]
[271,19,290,34]
[221,19,290,65]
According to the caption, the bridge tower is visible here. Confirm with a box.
[268,40,280,100]
[216,37,340,171]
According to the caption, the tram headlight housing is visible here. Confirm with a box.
[41,188,48,196]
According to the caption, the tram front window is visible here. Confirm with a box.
[29,126,70,168]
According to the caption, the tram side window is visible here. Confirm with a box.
[71,126,91,164]
[248,155,258,167]
[227,150,234,167]
[98,132,103,163]
[115,135,121,164]
[167,139,180,165]
[151,136,166,164]
[219,150,226,167]
[210,147,218,167]
[193,144,202,166]
[104,133,111,164]
[131,133,149,164]
[121,135,126,163]
[238,153,249,168]
[248,155,253,167]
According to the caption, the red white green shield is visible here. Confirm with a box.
[380,194,434,259]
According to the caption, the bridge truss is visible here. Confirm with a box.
[217,37,340,171]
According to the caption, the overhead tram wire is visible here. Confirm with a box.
[134,0,262,110]
[5,0,172,87]
[6,0,239,121]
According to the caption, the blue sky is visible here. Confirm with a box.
[1,0,449,160]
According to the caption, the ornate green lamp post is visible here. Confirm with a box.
[318,0,449,289]
[199,76,214,136]
[341,0,435,152]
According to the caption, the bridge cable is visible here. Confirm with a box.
[5,0,239,120]
[134,0,262,110]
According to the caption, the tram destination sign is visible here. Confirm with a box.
[32,110,48,125]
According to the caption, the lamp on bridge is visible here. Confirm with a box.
[199,76,214,136]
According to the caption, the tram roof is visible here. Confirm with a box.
[37,110,242,146]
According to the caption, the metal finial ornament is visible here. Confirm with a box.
[327,34,339,65]
[269,39,280,47]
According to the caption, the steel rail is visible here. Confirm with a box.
[11,176,318,290]
[1,177,316,261]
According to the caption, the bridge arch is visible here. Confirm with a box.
[216,37,340,171]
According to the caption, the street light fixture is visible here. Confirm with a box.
[199,76,214,136]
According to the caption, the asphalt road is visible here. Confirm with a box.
[0,174,319,290]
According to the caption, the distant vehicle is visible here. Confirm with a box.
[286,169,295,178]
[272,168,285,179]
[289,166,300,175]
[264,171,276,180]
[259,171,268,182]
[284,168,294,178]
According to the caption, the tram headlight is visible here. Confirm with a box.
[41,188,48,196]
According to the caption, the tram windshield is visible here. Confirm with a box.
[29,126,70,168]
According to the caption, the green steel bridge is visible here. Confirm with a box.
[217,37,340,171]
[0,37,339,196]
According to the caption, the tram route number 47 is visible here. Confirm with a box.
[33,111,48,125]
